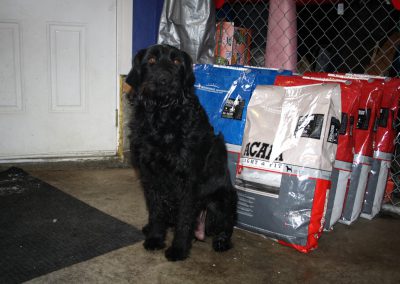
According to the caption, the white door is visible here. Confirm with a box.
[0,0,118,160]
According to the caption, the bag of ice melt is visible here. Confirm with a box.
[235,84,341,253]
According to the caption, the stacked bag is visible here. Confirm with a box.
[303,73,384,226]
[235,83,341,253]
[193,66,400,253]
[194,65,292,183]
[274,75,361,231]
[301,73,400,225]
[362,77,400,219]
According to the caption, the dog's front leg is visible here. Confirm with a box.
[143,219,167,251]
[165,196,197,261]
[142,191,168,251]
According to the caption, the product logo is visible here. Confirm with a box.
[221,97,245,120]
[242,142,283,161]
[356,108,371,130]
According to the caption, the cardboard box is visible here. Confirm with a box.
[215,22,252,65]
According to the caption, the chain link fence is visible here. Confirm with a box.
[215,0,400,209]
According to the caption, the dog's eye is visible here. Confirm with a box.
[173,59,181,65]
[148,57,156,64]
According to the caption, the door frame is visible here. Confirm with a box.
[117,0,133,78]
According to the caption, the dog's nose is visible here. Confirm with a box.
[158,73,171,86]
[159,77,168,85]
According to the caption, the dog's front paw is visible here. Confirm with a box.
[212,234,232,252]
[143,238,166,251]
[142,224,150,236]
[165,246,189,261]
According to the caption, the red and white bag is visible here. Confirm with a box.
[275,75,361,230]
[361,78,400,219]
[305,72,384,224]
[235,83,341,253]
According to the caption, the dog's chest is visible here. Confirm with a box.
[138,107,185,143]
[143,118,181,147]
[138,115,184,166]
[133,102,209,175]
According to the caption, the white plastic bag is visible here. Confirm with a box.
[236,84,341,253]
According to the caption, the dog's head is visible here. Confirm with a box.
[125,44,195,103]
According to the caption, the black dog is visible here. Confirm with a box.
[125,44,237,261]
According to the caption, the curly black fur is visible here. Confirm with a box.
[125,44,237,261]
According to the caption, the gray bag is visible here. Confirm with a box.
[158,0,216,64]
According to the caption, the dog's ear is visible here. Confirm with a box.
[125,48,147,94]
[181,51,195,91]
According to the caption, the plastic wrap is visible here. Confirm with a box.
[239,65,293,85]
[158,0,216,64]
[344,80,382,224]
[194,64,256,146]
[193,65,291,145]
[275,75,361,230]
[194,64,255,185]
[361,78,400,219]
[236,84,341,253]
[194,65,292,184]
[306,73,384,224]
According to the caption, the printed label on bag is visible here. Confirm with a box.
[242,141,284,162]
[356,108,371,130]
[339,113,348,135]
[294,114,324,140]
[327,117,340,144]
[221,98,245,120]
[378,108,389,128]
[236,157,283,196]
[349,116,354,136]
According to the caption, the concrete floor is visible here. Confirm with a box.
[8,167,400,283]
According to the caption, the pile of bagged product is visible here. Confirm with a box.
[194,65,400,253]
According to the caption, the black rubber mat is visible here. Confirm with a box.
[0,167,144,283]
